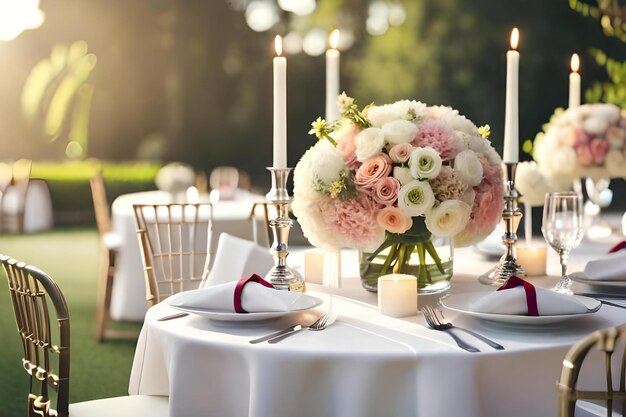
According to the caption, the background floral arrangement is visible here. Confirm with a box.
[292,94,504,277]
[532,103,626,189]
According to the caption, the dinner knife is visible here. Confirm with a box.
[575,293,626,309]
[249,325,302,344]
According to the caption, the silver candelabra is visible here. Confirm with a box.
[479,162,526,286]
[264,167,305,292]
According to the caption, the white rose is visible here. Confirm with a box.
[311,140,347,185]
[425,200,471,237]
[550,148,577,175]
[366,105,401,128]
[588,103,621,124]
[397,180,435,216]
[515,161,554,206]
[355,127,385,162]
[409,147,442,179]
[393,166,414,185]
[382,119,418,145]
[583,116,609,136]
[453,150,483,186]
[366,100,427,127]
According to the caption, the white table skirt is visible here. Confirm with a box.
[2,179,53,233]
[128,242,623,417]
[109,190,264,321]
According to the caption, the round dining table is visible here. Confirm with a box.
[108,190,264,321]
[128,240,623,417]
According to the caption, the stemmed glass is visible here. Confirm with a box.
[541,192,584,294]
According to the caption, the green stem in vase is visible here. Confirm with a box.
[424,240,445,275]
[393,244,406,274]
[416,242,432,285]
[380,242,399,276]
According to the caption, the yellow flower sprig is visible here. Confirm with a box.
[477,124,491,139]
[337,92,372,128]
[308,117,338,146]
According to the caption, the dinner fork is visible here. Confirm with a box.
[422,306,480,352]
[422,305,504,351]
[266,310,337,344]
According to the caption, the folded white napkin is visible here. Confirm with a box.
[166,280,303,313]
[584,250,626,281]
[470,286,589,316]
[204,233,274,286]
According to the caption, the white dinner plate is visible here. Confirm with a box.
[168,294,323,322]
[569,271,626,289]
[441,292,601,325]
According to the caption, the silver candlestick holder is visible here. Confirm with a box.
[479,162,526,286]
[264,167,305,292]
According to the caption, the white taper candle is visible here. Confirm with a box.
[273,35,287,169]
[503,28,520,163]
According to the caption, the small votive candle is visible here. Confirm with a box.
[378,274,418,318]
[516,246,548,276]
[303,249,325,285]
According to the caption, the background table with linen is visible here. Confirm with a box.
[109,190,263,321]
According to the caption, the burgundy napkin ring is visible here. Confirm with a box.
[609,241,626,254]
[233,274,274,313]
[497,276,539,316]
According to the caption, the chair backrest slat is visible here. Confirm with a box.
[558,325,626,417]
[133,203,213,307]
[1,255,71,417]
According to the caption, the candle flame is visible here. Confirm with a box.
[510,28,519,50]
[571,53,580,72]
[329,29,340,49]
[274,35,283,56]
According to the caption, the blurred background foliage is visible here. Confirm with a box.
[0,0,623,190]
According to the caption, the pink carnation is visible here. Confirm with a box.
[388,143,413,163]
[354,153,392,191]
[455,155,504,246]
[575,145,594,166]
[411,119,457,160]
[590,138,609,164]
[337,126,361,170]
[372,177,400,206]
[318,195,384,250]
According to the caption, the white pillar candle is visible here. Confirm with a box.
[303,248,325,285]
[325,29,340,122]
[516,246,547,276]
[378,274,418,318]
[503,28,520,163]
[273,35,287,169]
[568,53,581,109]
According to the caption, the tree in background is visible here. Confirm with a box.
[570,0,626,107]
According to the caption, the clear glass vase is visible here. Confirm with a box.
[359,236,454,294]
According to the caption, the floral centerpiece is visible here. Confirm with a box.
[532,103,626,189]
[292,94,504,292]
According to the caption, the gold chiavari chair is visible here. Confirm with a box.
[0,254,169,417]
[133,203,213,307]
[558,325,626,417]
[89,171,135,342]
[248,201,278,248]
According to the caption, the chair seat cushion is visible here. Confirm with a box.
[69,394,168,417]
[576,399,625,417]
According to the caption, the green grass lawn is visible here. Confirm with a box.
[0,228,142,416]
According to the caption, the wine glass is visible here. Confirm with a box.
[541,192,584,294]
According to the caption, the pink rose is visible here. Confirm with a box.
[575,145,594,166]
[376,206,412,234]
[372,177,400,205]
[337,126,361,171]
[388,143,413,163]
[589,138,609,164]
[573,128,592,147]
[355,153,392,191]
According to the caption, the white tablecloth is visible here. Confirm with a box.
[109,190,264,321]
[2,179,53,233]
[128,242,625,417]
